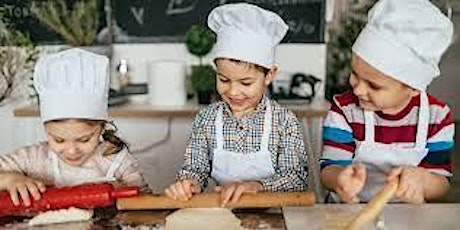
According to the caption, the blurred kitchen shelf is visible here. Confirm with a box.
[13,100,330,118]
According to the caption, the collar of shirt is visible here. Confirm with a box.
[221,95,268,131]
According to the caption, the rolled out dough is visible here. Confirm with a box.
[165,208,245,230]
[28,207,93,226]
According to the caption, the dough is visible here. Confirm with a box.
[165,208,245,230]
[28,207,93,226]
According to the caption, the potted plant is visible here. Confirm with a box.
[30,0,110,56]
[326,0,376,101]
[0,20,39,105]
[185,24,216,104]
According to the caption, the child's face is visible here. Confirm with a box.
[215,59,276,118]
[349,53,418,114]
[45,119,103,166]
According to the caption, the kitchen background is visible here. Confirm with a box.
[0,0,458,201]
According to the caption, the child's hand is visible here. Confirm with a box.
[215,181,263,207]
[336,163,366,203]
[387,166,426,204]
[164,179,201,201]
[1,172,46,207]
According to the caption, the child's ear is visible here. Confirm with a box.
[264,65,279,86]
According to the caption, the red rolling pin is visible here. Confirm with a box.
[0,183,139,217]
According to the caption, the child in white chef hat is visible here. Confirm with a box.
[0,48,147,207]
[165,3,308,206]
[321,0,455,204]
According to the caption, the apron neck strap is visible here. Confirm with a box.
[260,100,272,149]
[105,150,128,178]
[415,91,429,148]
[215,98,272,151]
[51,151,62,183]
[364,110,375,142]
[363,92,429,146]
[216,106,224,150]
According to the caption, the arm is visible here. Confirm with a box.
[422,171,449,200]
[176,107,214,190]
[319,100,356,188]
[113,149,149,192]
[387,105,454,203]
[259,114,308,192]
[320,165,346,191]
[0,146,47,206]
[420,105,454,200]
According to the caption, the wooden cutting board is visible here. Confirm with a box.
[117,192,315,210]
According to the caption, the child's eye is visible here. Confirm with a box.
[78,138,91,143]
[369,83,382,90]
[219,78,229,83]
[241,82,252,86]
[54,139,64,143]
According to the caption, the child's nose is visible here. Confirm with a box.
[228,83,240,96]
[353,81,367,96]
[65,142,79,154]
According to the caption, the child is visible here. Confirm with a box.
[321,0,454,204]
[0,49,147,206]
[165,3,308,206]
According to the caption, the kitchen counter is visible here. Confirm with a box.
[0,207,285,230]
[283,203,460,230]
[2,204,459,229]
[13,100,330,118]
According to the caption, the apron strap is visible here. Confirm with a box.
[105,150,128,179]
[51,151,62,184]
[260,99,272,150]
[415,92,429,148]
[215,105,224,151]
[364,110,375,143]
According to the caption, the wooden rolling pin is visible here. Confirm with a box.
[117,191,315,210]
[345,179,399,230]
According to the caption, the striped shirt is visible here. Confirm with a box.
[321,92,454,177]
[0,142,148,190]
[177,96,308,192]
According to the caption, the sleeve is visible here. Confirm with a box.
[421,105,454,178]
[176,107,213,190]
[320,97,356,170]
[114,149,149,192]
[260,112,308,192]
[0,144,55,185]
[0,147,34,174]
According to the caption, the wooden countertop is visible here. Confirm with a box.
[283,203,460,230]
[13,101,330,118]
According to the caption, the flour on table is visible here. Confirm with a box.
[28,207,93,226]
[165,208,245,230]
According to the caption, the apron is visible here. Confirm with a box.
[211,99,275,185]
[52,147,128,187]
[329,92,430,202]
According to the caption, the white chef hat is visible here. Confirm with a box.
[352,0,454,91]
[34,48,109,122]
[208,3,288,69]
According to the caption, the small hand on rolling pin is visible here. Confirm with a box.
[336,163,366,203]
[0,172,46,207]
[215,181,263,207]
[165,179,202,201]
[164,179,264,207]
[387,166,426,204]
[0,183,139,216]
